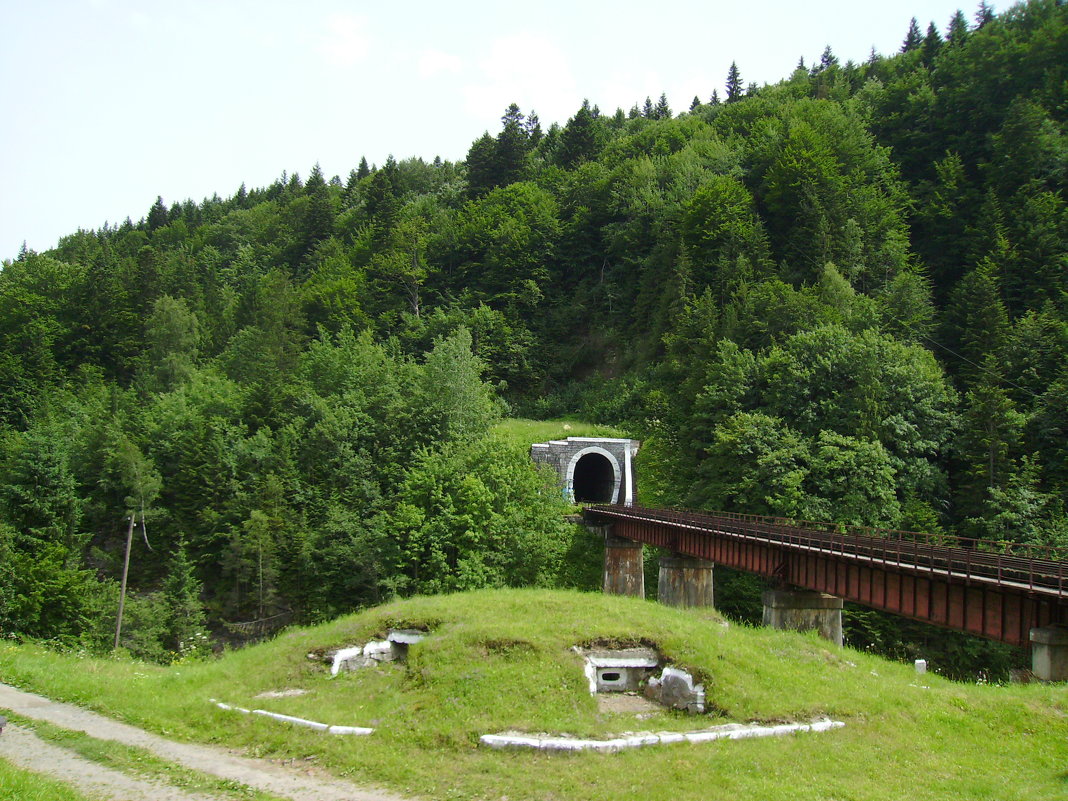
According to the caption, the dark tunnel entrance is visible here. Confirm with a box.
[572,452,617,503]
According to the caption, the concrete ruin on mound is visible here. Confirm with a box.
[575,646,706,714]
[311,629,428,675]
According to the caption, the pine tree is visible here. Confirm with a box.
[709,89,721,106]
[356,156,371,180]
[690,95,701,112]
[921,22,943,66]
[975,1,994,29]
[147,196,168,232]
[943,257,1010,384]
[947,9,970,45]
[642,96,655,118]
[163,537,207,655]
[465,132,498,199]
[901,17,923,52]
[819,45,838,71]
[524,110,542,147]
[557,100,602,168]
[725,62,743,103]
[495,103,529,186]
[654,92,671,120]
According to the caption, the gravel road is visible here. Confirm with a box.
[0,683,407,801]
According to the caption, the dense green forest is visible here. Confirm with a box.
[0,1,1065,669]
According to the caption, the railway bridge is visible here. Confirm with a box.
[530,436,1068,679]
[582,503,1068,681]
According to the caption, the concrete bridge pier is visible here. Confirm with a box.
[658,555,715,608]
[603,532,645,598]
[1030,626,1068,681]
[762,589,844,646]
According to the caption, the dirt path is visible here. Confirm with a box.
[0,683,408,801]
[0,722,216,801]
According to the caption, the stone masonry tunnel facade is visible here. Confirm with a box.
[530,437,640,505]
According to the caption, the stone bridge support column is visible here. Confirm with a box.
[1030,626,1068,682]
[658,556,715,608]
[762,589,843,646]
[603,533,645,598]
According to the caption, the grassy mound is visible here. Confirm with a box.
[1,589,1065,800]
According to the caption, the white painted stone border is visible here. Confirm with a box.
[210,700,374,735]
[480,718,843,752]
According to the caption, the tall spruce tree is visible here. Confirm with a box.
[725,62,743,102]
[901,17,924,52]
[947,9,970,45]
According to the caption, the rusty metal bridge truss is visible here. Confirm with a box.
[584,504,1068,647]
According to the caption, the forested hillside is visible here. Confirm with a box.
[1,1,1065,664]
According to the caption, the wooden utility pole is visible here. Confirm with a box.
[113,514,136,650]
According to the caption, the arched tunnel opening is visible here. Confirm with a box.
[572,452,617,503]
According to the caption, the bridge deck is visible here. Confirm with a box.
[585,505,1068,647]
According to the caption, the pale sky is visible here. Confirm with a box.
[1,0,978,260]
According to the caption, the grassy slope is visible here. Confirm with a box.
[0,760,95,801]
[0,589,1065,801]
[491,418,629,452]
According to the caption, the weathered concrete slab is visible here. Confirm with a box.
[479,718,845,752]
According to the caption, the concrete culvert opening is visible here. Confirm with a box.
[572,452,616,503]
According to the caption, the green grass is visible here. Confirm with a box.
[492,418,630,452]
[1,589,1066,801]
[0,759,97,801]
[3,713,286,801]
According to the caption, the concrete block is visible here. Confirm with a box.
[657,555,714,608]
[582,647,659,693]
[1030,626,1068,682]
[762,589,844,646]
[604,535,645,597]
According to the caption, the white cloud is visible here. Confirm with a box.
[462,33,578,125]
[319,13,370,68]
[418,48,463,78]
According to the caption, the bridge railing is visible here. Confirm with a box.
[588,504,1068,563]
[585,504,1067,599]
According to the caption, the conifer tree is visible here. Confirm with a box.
[557,100,602,168]
[725,62,743,102]
[654,92,671,119]
[690,95,701,112]
[709,89,721,106]
[147,196,168,232]
[947,9,970,45]
[495,103,529,187]
[642,96,655,118]
[524,110,542,147]
[921,22,943,66]
[356,156,371,180]
[943,257,1010,384]
[465,132,498,198]
[901,17,923,52]
[975,1,994,29]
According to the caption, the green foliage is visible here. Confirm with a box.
[0,1,1065,677]
[385,436,573,595]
